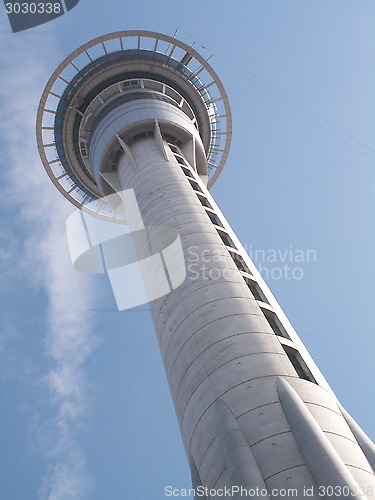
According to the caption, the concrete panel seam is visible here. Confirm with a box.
[247,430,291,448]
[187,375,302,451]
[237,401,281,419]
[162,312,270,356]
[208,466,227,493]
[197,422,294,470]
[304,402,344,417]
[161,280,256,324]
[175,351,289,403]
[198,434,219,469]
[161,300,266,353]
[264,463,306,481]
[320,432,358,445]
[345,464,375,475]
[180,353,289,417]
[168,331,282,380]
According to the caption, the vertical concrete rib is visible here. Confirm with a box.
[340,407,375,473]
[277,377,369,499]
[215,399,271,498]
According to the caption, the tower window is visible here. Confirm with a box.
[188,179,203,193]
[216,229,236,249]
[181,166,194,178]
[243,278,267,303]
[206,210,224,227]
[283,346,317,383]
[175,155,186,165]
[131,131,148,142]
[122,80,139,88]
[196,194,212,209]
[163,133,182,147]
[263,312,286,338]
[228,250,251,275]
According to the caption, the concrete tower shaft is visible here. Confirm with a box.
[113,137,375,498]
[37,31,375,499]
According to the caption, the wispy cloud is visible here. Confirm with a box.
[0,27,96,500]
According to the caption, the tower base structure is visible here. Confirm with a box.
[36,31,375,498]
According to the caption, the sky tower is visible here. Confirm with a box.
[37,30,375,498]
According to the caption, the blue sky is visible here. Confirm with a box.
[0,1,374,499]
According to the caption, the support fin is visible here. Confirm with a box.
[100,171,122,193]
[99,172,126,218]
[188,455,207,500]
[277,377,368,500]
[116,134,137,170]
[154,120,169,161]
[215,399,271,498]
[340,405,375,473]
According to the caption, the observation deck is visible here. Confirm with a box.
[36,30,232,220]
